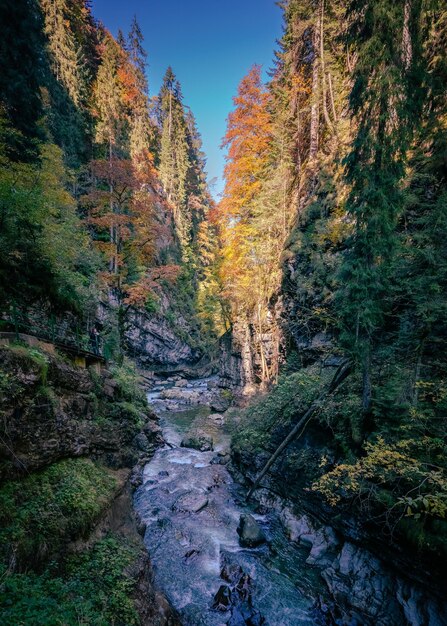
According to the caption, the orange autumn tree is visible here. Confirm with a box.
[87,25,177,311]
[219,65,272,222]
[218,65,273,313]
[218,66,281,384]
[83,156,179,307]
[83,157,149,284]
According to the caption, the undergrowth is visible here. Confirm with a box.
[0,536,140,626]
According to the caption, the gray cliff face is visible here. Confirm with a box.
[125,307,203,374]
[218,309,283,395]
[218,325,254,395]
[0,346,162,481]
[253,490,447,626]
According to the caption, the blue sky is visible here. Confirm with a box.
[91,0,283,198]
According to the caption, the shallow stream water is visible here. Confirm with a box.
[134,385,328,625]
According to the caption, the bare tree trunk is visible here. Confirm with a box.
[328,72,337,123]
[256,304,269,384]
[109,137,116,274]
[246,360,352,501]
[402,0,412,70]
[362,346,372,412]
[320,0,334,133]
[241,321,256,395]
[309,6,321,163]
[412,338,424,405]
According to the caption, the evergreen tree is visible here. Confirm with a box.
[0,0,45,158]
[40,0,86,107]
[93,32,125,156]
[158,67,191,253]
[127,16,153,163]
[337,0,423,413]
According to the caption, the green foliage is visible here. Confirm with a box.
[163,265,218,356]
[0,459,117,567]
[232,368,328,456]
[0,536,140,625]
[144,292,160,314]
[0,138,99,312]
[110,358,147,410]
[0,0,45,157]
[1,343,50,387]
[108,401,144,428]
[312,435,447,546]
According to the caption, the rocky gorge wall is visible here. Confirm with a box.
[124,304,209,376]
[252,487,447,626]
[218,309,283,396]
[0,343,178,624]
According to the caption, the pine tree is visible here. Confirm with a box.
[126,16,153,163]
[40,0,86,106]
[0,0,45,157]
[396,1,447,403]
[337,0,424,413]
[93,32,125,155]
[158,67,191,252]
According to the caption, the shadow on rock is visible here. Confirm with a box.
[211,556,265,625]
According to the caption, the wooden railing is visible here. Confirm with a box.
[0,309,104,360]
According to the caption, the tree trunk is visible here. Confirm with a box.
[309,5,321,163]
[109,137,116,274]
[362,346,372,413]
[319,0,334,133]
[402,0,412,70]
[241,320,256,395]
[328,72,337,123]
[412,338,424,405]
[246,359,352,501]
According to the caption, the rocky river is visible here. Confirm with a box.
[134,378,333,625]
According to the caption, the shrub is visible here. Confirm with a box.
[0,536,140,625]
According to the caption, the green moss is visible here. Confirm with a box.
[0,459,117,567]
[110,359,147,410]
[2,343,50,385]
[109,401,144,427]
[232,367,327,458]
[0,369,24,399]
[0,536,140,625]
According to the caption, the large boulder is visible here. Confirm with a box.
[173,492,209,513]
[180,432,214,452]
[237,514,266,548]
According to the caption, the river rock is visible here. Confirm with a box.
[174,492,209,513]
[306,530,339,567]
[160,388,185,400]
[228,604,265,626]
[134,432,152,453]
[180,432,214,452]
[280,507,316,545]
[211,453,230,465]
[237,514,266,548]
[209,413,225,423]
[210,393,231,413]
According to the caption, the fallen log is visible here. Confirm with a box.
[246,359,352,501]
